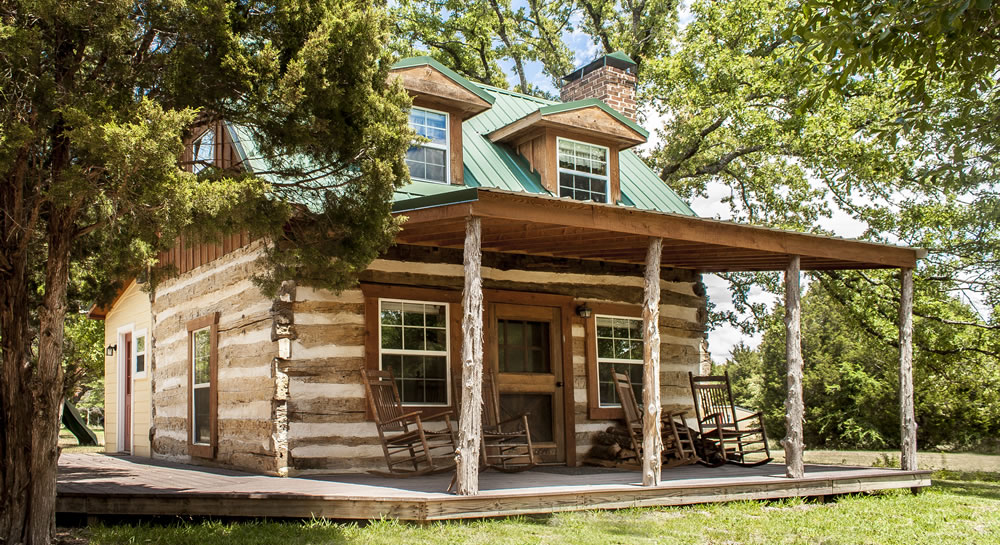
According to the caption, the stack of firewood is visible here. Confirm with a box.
[586,426,639,465]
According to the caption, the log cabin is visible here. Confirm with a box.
[90,53,924,490]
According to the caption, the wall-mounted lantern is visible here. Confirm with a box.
[105,344,117,357]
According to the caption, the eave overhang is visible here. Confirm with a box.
[488,99,648,149]
[392,188,924,272]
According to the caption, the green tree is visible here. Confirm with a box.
[726,285,1000,450]
[0,1,411,542]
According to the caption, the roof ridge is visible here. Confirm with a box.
[477,84,559,105]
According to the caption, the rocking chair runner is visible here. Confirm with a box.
[613,372,699,468]
[362,368,458,476]
[480,370,537,471]
[688,371,772,467]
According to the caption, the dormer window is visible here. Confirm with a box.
[406,107,449,184]
[192,129,215,173]
[558,138,609,203]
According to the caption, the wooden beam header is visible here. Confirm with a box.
[393,188,923,271]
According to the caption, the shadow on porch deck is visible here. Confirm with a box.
[57,453,931,521]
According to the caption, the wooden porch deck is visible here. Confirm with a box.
[57,453,931,521]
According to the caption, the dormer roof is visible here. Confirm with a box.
[487,98,648,149]
[390,56,494,117]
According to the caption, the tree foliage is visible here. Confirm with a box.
[726,285,1000,450]
[396,0,1000,452]
[0,1,411,542]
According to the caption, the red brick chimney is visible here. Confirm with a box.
[560,51,638,122]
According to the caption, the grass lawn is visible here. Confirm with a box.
[65,470,999,545]
[59,426,105,455]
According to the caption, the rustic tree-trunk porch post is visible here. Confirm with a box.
[899,267,917,471]
[642,237,663,486]
[783,255,804,479]
[456,216,484,495]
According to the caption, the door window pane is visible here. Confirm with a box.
[497,319,550,373]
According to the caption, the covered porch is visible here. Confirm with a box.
[57,453,930,521]
[391,188,924,494]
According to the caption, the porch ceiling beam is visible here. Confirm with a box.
[899,268,917,471]
[783,256,804,479]
[397,191,921,270]
[492,235,646,254]
[642,237,663,486]
[456,216,484,495]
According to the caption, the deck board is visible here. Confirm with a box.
[57,453,931,521]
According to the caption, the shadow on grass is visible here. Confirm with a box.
[932,470,1000,501]
[86,519,350,545]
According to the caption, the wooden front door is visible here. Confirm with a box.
[122,332,132,453]
[488,303,566,463]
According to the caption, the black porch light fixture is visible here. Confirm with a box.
[575,304,593,319]
[105,344,117,357]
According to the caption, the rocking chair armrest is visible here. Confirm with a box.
[420,409,454,422]
[379,411,424,426]
[495,412,530,428]
[736,412,763,422]
[699,412,724,426]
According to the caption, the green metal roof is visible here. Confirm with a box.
[391,56,495,106]
[227,57,694,218]
[538,98,649,139]
[401,84,694,216]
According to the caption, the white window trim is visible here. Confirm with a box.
[377,297,451,407]
[133,328,148,379]
[556,137,611,204]
[115,323,135,455]
[594,314,643,408]
[191,326,212,446]
[408,106,450,185]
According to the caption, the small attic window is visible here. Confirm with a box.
[191,129,215,174]
[557,138,609,203]
[406,107,449,184]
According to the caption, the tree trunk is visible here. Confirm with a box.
[1,244,36,544]
[899,267,917,471]
[1,180,72,544]
[641,237,662,486]
[783,255,804,479]
[456,216,483,495]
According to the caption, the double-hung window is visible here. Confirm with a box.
[406,108,449,184]
[378,299,449,405]
[558,138,609,203]
[187,313,218,457]
[133,329,147,378]
[596,315,644,407]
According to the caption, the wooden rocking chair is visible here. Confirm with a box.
[688,371,772,467]
[480,370,537,471]
[613,371,699,468]
[363,368,457,476]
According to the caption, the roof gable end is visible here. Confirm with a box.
[487,98,647,149]
[390,56,494,117]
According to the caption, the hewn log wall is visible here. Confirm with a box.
[150,241,283,474]
[286,245,708,474]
